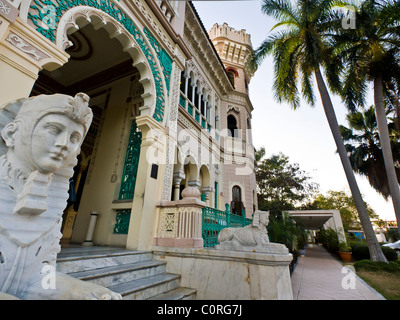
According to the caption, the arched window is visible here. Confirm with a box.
[231,185,244,215]
[226,68,238,88]
[227,114,238,137]
[232,185,241,201]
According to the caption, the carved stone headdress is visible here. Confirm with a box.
[15,92,92,136]
[0,93,93,180]
[252,210,269,227]
[0,93,93,170]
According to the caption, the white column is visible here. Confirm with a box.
[191,82,196,105]
[184,72,189,96]
[173,171,185,201]
[82,211,99,246]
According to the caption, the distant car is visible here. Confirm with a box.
[383,240,400,251]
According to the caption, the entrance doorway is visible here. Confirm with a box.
[31,23,144,246]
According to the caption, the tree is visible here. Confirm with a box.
[339,106,400,199]
[267,212,307,251]
[332,0,400,233]
[249,0,387,261]
[310,190,379,232]
[256,150,319,218]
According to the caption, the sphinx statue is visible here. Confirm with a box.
[0,93,121,300]
[216,210,288,254]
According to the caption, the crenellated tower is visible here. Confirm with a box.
[208,23,254,95]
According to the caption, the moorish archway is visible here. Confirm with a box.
[19,0,172,124]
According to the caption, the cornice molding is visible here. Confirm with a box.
[184,4,232,97]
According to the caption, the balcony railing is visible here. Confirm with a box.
[202,204,252,247]
[179,92,212,135]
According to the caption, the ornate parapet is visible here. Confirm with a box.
[154,186,206,248]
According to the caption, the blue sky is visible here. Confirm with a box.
[193,0,396,221]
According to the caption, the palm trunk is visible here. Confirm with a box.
[384,82,400,132]
[315,68,387,262]
[374,74,400,235]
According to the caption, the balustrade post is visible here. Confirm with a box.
[225,203,230,227]
[154,186,206,248]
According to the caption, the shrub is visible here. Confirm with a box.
[350,242,398,262]
[382,246,399,262]
[354,260,400,273]
[319,228,339,253]
[351,242,370,260]
[339,241,351,252]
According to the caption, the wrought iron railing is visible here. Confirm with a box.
[202,204,252,247]
[113,209,131,234]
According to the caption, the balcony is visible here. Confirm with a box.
[179,92,213,135]
[156,0,176,23]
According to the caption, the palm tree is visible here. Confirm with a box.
[332,0,400,233]
[249,0,387,262]
[340,106,400,199]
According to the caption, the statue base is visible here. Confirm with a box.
[215,242,289,254]
[152,246,293,300]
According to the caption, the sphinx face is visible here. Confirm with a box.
[259,212,269,227]
[29,113,84,173]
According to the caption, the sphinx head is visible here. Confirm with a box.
[252,210,270,228]
[1,93,93,177]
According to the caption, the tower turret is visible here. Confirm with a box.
[209,23,254,94]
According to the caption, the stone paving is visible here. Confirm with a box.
[291,244,385,300]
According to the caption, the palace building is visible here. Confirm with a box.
[0,0,258,251]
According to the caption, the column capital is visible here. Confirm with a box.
[173,170,185,183]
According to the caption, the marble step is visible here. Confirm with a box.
[108,273,181,300]
[67,260,167,288]
[149,287,197,300]
[57,246,197,300]
[57,248,153,273]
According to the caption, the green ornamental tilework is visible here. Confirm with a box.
[113,209,131,234]
[27,0,171,122]
[187,104,193,116]
[179,94,186,108]
[119,119,142,200]
[143,27,172,95]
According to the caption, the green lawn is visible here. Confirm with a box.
[354,260,400,300]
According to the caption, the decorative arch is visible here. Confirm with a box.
[183,153,199,182]
[226,67,239,77]
[199,165,210,188]
[21,0,171,124]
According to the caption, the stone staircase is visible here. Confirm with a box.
[57,246,196,300]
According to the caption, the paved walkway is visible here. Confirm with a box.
[291,244,385,300]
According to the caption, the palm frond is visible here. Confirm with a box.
[261,0,300,24]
